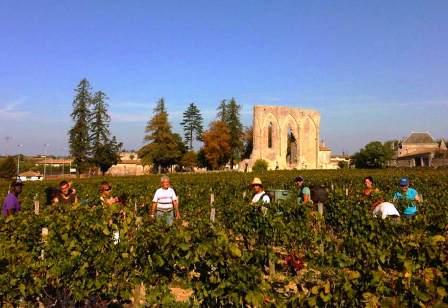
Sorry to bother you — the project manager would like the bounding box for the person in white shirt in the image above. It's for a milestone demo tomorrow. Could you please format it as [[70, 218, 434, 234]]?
[[251, 177, 270, 204], [373, 202, 400, 220], [150, 175, 180, 225]]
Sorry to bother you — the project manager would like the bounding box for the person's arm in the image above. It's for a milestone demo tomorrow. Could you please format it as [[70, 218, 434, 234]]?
[[414, 191, 421, 203], [173, 199, 180, 219]]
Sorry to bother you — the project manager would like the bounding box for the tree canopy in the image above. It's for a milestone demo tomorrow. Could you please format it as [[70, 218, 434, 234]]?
[[352, 141, 395, 168], [139, 98, 183, 171], [180, 102, 203, 150], [202, 120, 231, 170]]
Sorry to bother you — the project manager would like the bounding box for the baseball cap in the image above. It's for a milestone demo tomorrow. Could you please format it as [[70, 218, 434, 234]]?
[[399, 177, 409, 186]]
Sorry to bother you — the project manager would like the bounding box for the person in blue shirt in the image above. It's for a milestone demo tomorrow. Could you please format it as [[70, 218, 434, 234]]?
[[295, 176, 311, 204], [393, 177, 421, 217]]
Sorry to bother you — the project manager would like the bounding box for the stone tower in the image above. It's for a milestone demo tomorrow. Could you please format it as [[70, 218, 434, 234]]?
[[249, 105, 321, 170]]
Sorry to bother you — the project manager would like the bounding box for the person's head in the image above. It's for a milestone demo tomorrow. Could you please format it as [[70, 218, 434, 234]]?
[[160, 175, 171, 189], [364, 176, 374, 189], [10, 180, 23, 195], [99, 181, 112, 196], [251, 177, 264, 193], [399, 177, 409, 192], [294, 176, 304, 188], [59, 180, 70, 195]]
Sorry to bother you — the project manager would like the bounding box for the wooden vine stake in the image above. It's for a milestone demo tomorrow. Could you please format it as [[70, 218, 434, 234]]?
[[210, 193, 216, 222]]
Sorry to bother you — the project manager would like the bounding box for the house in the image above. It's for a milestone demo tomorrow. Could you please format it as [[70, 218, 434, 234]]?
[[395, 132, 448, 167], [18, 171, 43, 182], [318, 142, 333, 169], [105, 152, 151, 176]]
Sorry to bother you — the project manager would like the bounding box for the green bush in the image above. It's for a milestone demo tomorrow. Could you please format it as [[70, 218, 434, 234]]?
[[252, 159, 268, 173]]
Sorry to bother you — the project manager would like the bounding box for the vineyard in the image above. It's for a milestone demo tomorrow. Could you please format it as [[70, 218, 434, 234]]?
[[1, 169, 448, 307]]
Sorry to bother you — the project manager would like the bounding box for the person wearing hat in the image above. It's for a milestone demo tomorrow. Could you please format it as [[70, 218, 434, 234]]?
[[393, 177, 421, 217], [250, 177, 270, 204], [295, 176, 311, 204], [2, 180, 24, 217]]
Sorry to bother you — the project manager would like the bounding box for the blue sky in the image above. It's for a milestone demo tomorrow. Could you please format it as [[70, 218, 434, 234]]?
[[0, 0, 447, 155]]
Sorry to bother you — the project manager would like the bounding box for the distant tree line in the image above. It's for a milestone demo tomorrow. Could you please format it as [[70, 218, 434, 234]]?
[[138, 97, 253, 172]]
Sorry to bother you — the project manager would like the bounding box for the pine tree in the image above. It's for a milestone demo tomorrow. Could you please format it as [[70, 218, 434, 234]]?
[[217, 99, 227, 122], [138, 98, 183, 171], [225, 98, 244, 168], [90, 91, 110, 149], [90, 91, 122, 175], [180, 102, 204, 150], [69, 78, 92, 177]]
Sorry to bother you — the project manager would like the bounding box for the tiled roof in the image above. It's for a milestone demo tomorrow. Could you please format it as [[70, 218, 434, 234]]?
[[19, 171, 42, 177], [403, 132, 435, 144]]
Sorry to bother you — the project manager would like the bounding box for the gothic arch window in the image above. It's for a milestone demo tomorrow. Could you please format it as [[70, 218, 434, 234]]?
[[268, 122, 273, 148]]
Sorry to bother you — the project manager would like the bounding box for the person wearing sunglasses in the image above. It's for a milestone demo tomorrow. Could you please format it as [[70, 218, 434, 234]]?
[[99, 181, 120, 206], [393, 177, 421, 217]]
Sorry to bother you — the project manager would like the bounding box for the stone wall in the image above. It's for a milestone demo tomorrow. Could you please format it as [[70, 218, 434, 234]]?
[[249, 105, 321, 170]]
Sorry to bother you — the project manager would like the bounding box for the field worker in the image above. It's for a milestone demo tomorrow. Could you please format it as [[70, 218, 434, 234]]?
[[99, 181, 120, 206], [151, 175, 180, 225], [362, 176, 383, 209], [393, 177, 421, 217], [52, 180, 78, 206], [373, 202, 400, 220], [294, 176, 311, 204], [2, 180, 23, 217], [362, 176, 379, 197], [250, 177, 270, 204]]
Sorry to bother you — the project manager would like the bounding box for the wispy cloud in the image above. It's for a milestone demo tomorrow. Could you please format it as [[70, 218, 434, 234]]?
[[0, 98, 29, 120]]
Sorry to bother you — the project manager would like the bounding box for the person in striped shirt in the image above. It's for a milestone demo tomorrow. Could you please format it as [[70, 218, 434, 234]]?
[[150, 175, 180, 225]]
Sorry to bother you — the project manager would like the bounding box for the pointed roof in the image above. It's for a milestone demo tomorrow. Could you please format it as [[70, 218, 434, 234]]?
[[402, 132, 436, 144]]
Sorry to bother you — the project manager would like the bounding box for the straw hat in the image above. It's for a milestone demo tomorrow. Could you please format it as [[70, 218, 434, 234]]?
[[251, 177, 263, 187]]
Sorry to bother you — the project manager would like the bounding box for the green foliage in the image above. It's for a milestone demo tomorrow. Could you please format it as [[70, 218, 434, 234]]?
[[215, 99, 244, 167], [1, 169, 448, 306], [180, 102, 204, 150], [242, 126, 253, 159], [90, 91, 122, 174], [69, 79, 92, 175], [352, 141, 395, 168], [139, 98, 183, 171], [0, 156, 16, 179], [180, 151, 197, 170], [69, 80, 122, 176], [252, 159, 269, 173]]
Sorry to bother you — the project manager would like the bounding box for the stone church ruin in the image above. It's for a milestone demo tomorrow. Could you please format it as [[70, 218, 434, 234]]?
[[249, 105, 332, 170]]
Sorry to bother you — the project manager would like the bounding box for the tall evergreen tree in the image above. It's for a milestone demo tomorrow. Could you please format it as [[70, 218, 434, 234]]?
[[90, 91, 122, 174], [180, 102, 204, 150], [138, 98, 183, 171], [90, 91, 110, 149], [69, 78, 92, 177], [217, 99, 227, 122], [225, 98, 244, 168]]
